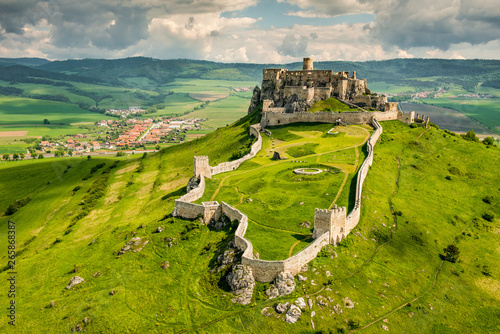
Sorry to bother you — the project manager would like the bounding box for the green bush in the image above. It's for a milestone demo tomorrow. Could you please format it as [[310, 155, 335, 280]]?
[[442, 244, 459, 263], [461, 130, 479, 142], [5, 197, 31, 216], [482, 195, 494, 204], [482, 211, 495, 222]]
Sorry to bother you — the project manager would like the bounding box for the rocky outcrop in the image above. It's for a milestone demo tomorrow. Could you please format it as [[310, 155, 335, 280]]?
[[276, 302, 290, 314], [186, 176, 200, 192], [118, 237, 149, 255], [248, 86, 261, 114], [66, 276, 84, 289], [266, 272, 296, 298], [227, 265, 255, 305], [285, 304, 301, 324], [274, 272, 296, 296], [211, 214, 231, 231]]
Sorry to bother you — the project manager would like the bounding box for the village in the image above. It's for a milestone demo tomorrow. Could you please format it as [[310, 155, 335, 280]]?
[[29, 116, 205, 158]]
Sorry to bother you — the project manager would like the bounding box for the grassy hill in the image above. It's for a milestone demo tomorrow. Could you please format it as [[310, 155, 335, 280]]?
[[0, 107, 498, 333]]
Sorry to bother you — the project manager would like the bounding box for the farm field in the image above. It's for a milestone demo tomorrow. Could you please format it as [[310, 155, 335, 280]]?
[[197, 123, 371, 259], [0, 109, 498, 333], [182, 94, 252, 128], [0, 96, 112, 126], [421, 97, 500, 135], [401, 102, 496, 136]]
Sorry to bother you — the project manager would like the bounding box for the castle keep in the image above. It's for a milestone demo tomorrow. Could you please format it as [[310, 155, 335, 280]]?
[[260, 57, 390, 113]]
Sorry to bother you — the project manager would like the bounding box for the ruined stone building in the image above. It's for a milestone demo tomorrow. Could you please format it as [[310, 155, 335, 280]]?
[[253, 58, 391, 113]]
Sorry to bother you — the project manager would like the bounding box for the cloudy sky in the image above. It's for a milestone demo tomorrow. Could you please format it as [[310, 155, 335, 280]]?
[[1, 0, 499, 63]]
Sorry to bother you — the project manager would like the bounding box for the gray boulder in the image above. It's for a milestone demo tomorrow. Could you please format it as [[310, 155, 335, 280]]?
[[274, 272, 296, 296], [66, 276, 84, 289], [295, 297, 307, 310], [226, 265, 255, 305], [276, 302, 290, 314], [285, 304, 301, 324]]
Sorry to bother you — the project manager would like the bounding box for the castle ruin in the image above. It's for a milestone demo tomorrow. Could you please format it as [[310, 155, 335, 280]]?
[[259, 57, 392, 113], [172, 59, 428, 284]]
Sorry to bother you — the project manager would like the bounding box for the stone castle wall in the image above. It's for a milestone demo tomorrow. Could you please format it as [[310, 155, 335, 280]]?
[[261, 109, 414, 128], [178, 174, 206, 203], [207, 124, 262, 176], [345, 118, 382, 233]]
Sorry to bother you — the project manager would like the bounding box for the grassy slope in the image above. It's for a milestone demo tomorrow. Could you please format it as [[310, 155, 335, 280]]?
[[0, 116, 498, 333], [308, 97, 360, 113]]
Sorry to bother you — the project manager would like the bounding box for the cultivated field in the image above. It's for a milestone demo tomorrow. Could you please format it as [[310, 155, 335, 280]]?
[[401, 102, 497, 135]]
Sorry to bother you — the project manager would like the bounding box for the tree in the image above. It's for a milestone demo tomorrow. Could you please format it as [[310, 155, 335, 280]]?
[[43, 119, 50, 125], [483, 137, 494, 146], [2, 153, 9, 161], [155, 144, 161, 150], [12, 153, 19, 160], [20, 153, 25, 160], [87, 155, 91, 160], [68, 150, 73, 157], [38, 154, 44, 159], [31, 153, 38, 159], [443, 244, 459, 263], [462, 130, 479, 142]]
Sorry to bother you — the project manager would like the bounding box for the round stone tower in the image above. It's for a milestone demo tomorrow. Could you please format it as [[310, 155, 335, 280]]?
[[303, 57, 313, 70]]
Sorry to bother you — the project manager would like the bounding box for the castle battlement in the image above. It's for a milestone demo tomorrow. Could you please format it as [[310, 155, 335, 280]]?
[[259, 58, 386, 113]]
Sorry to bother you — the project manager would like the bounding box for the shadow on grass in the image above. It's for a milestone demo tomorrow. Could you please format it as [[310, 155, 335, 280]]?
[[161, 186, 186, 201]]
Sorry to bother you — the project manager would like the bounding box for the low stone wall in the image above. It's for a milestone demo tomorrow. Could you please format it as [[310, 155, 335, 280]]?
[[173, 200, 205, 220], [211, 124, 262, 176], [283, 232, 330, 274], [178, 175, 205, 203]]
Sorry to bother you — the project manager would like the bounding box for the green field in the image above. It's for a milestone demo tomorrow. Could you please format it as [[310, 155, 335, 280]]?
[[0, 96, 112, 126], [368, 82, 416, 94], [182, 95, 252, 128], [0, 109, 499, 333], [422, 98, 500, 134]]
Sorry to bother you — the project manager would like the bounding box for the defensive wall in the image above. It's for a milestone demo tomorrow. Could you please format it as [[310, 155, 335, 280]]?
[[172, 109, 394, 282], [261, 109, 414, 128]]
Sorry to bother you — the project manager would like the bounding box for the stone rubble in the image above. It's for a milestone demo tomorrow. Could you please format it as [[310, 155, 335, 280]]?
[[118, 237, 149, 255], [344, 297, 355, 309]]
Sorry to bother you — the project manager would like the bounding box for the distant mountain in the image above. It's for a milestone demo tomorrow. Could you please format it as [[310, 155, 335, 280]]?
[[0, 57, 51, 67], [2, 56, 500, 91], [37, 57, 500, 89], [38, 57, 266, 84], [0, 64, 106, 85]]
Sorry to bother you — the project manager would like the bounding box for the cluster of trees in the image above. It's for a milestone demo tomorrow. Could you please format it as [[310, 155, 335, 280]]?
[[461, 130, 496, 146], [2, 152, 45, 160]]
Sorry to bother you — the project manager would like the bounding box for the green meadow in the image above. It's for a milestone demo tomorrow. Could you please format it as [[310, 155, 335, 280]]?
[[0, 96, 112, 126]]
